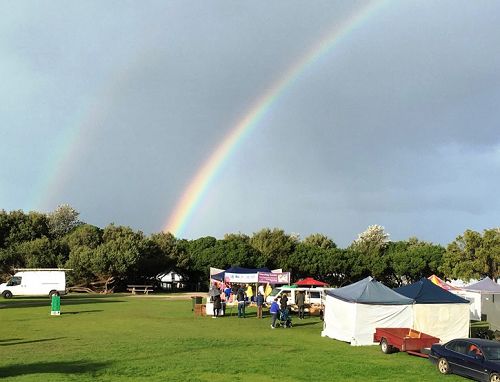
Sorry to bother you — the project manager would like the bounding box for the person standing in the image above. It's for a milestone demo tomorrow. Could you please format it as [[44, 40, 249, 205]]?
[[296, 290, 305, 319], [256, 292, 264, 319], [231, 284, 238, 303], [269, 298, 280, 328], [213, 293, 222, 318], [224, 284, 232, 302], [264, 283, 273, 299], [236, 285, 246, 318], [258, 284, 265, 297], [246, 284, 254, 303], [279, 292, 288, 311]]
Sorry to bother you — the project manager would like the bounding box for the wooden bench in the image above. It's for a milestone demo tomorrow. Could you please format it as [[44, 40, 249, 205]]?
[[127, 285, 153, 295]]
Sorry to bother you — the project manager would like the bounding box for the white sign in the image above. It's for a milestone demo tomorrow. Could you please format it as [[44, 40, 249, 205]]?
[[224, 272, 258, 283]]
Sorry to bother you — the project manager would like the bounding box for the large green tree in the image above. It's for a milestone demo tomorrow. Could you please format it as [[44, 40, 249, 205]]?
[[48, 204, 82, 238], [0, 210, 50, 248], [286, 242, 332, 281], [303, 233, 337, 249], [249, 228, 298, 269], [387, 238, 445, 285], [63, 224, 103, 251], [349, 225, 391, 282], [65, 246, 96, 285], [89, 224, 146, 291], [441, 229, 499, 281]]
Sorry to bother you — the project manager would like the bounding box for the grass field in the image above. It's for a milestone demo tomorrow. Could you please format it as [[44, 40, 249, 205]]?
[[0, 294, 464, 382]]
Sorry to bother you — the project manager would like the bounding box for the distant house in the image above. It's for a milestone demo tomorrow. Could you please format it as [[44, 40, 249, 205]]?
[[157, 271, 185, 290]]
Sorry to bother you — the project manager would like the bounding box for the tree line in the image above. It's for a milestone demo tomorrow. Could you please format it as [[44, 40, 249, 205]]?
[[0, 205, 498, 291]]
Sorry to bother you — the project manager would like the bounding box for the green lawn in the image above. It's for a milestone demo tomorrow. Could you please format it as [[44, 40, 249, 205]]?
[[0, 294, 464, 382]]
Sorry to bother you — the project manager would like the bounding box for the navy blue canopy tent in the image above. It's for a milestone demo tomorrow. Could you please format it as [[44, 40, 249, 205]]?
[[394, 277, 469, 304], [325, 276, 413, 305], [394, 277, 470, 342]]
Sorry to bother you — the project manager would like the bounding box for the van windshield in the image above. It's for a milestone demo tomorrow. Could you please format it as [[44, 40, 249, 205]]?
[[269, 288, 281, 296], [7, 276, 21, 286]]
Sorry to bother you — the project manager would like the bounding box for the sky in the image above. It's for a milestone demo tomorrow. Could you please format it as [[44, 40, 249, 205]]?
[[1, 1, 499, 247]]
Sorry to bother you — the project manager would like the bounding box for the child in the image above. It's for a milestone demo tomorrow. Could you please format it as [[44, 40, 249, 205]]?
[[270, 298, 280, 328]]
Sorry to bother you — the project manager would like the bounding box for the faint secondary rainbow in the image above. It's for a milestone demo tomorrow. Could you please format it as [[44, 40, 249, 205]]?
[[164, 0, 386, 237]]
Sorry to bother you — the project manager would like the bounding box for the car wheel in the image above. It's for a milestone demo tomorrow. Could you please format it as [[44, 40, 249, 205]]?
[[381, 338, 393, 354], [2, 290, 13, 299], [490, 373, 500, 382], [437, 358, 450, 375]]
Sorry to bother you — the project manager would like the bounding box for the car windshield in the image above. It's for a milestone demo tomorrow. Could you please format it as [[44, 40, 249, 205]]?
[[482, 344, 500, 360]]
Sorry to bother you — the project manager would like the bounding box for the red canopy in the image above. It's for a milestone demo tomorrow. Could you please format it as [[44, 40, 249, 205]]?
[[294, 277, 328, 287]]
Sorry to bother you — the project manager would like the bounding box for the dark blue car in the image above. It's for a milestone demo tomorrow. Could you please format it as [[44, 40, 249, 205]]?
[[429, 338, 500, 381]]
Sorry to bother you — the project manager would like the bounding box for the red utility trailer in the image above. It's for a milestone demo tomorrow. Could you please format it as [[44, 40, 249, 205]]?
[[373, 328, 440, 358]]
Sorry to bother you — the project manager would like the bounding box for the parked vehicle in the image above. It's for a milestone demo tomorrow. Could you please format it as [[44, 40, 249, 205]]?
[[374, 327, 439, 356], [265, 286, 333, 306], [428, 338, 500, 381], [0, 269, 67, 298]]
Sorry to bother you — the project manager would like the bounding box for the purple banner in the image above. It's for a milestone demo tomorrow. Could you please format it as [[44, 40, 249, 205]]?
[[258, 272, 290, 284]]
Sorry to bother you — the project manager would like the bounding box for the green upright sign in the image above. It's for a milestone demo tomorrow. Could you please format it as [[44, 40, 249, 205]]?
[[51, 294, 61, 316]]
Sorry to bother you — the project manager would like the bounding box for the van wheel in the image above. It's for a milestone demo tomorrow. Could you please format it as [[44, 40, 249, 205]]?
[[2, 290, 13, 299]]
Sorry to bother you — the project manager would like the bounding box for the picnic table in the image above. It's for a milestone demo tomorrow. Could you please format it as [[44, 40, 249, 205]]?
[[127, 285, 153, 295]]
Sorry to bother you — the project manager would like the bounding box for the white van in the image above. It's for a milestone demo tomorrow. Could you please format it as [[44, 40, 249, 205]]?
[[0, 269, 67, 298], [265, 286, 333, 306]]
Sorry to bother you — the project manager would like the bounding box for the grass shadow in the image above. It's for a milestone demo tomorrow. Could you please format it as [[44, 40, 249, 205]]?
[[61, 309, 104, 315], [0, 360, 110, 378], [291, 321, 322, 327], [0, 337, 66, 347], [1, 296, 126, 309]]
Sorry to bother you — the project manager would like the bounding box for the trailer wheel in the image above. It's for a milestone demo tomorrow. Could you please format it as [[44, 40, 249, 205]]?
[[380, 338, 393, 354], [437, 358, 450, 375], [490, 373, 500, 382], [2, 290, 13, 299]]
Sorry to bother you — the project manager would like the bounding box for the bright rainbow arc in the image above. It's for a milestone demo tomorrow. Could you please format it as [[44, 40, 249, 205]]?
[[164, 1, 385, 237]]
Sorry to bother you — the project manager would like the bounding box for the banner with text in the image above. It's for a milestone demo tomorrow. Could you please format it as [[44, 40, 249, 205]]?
[[224, 272, 258, 283], [258, 272, 290, 284]]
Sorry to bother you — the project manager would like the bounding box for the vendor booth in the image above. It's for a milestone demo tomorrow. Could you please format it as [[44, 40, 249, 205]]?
[[457, 277, 500, 330], [395, 278, 470, 343], [294, 277, 329, 287], [321, 277, 413, 346], [211, 266, 290, 284], [207, 267, 291, 316]]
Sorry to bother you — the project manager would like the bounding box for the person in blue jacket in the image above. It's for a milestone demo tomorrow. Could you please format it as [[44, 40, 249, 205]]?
[[269, 298, 280, 328]]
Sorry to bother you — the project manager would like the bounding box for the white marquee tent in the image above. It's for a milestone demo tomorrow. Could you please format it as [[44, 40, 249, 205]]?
[[321, 277, 413, 346], [395, 278, 470, 343], [455, 277, 500, 330]]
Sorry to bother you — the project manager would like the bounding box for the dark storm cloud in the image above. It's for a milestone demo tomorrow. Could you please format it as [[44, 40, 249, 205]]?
[[1, 1, 499, 245]]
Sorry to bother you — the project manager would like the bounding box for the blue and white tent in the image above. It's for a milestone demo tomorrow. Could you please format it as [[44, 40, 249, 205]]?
[[395, 278, 470, 342], [321, 277, 413, 346]]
